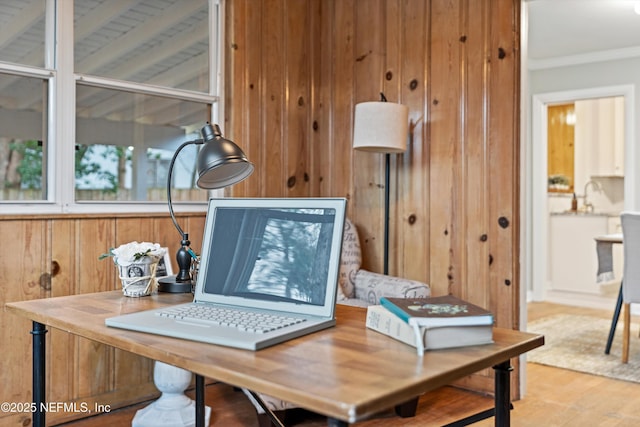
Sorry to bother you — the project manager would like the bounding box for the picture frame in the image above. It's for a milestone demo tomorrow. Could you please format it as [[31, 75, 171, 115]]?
[[155, 248, 174, 278]]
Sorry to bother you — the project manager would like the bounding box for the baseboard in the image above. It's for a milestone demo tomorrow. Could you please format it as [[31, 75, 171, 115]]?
[[541, 290, 617, 311]]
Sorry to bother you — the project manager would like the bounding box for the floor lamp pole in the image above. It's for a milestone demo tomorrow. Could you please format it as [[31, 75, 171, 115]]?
[[383, 152, 390, 275]]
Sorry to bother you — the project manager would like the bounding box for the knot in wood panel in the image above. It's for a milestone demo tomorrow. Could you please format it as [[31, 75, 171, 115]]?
[[39, 273, 52, 291], [51, 260, 60, 276], [356, 50, 371, 62]]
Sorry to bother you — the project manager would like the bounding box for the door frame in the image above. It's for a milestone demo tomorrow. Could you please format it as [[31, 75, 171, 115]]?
[[528, 85, 634, 303]]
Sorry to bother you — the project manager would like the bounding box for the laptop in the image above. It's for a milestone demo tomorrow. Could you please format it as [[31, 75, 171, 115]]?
[[105, 197, 347, 350]]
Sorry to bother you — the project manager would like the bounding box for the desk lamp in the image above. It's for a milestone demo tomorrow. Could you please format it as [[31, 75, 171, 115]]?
[[353, 94, 409, 275], [158, 123, 254, 292]]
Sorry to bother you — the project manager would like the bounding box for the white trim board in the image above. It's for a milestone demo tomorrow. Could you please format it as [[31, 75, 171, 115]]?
[[528, 85, 635, 303]]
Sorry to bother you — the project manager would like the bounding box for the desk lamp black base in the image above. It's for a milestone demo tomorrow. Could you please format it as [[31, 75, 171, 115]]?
[[159, 238, 194, 293], [158, 276, 193, 293]]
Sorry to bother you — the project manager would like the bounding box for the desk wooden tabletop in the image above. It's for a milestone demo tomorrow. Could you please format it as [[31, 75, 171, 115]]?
[[6, 291, 543, 423]]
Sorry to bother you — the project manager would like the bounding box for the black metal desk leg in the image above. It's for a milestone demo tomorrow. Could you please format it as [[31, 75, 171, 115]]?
[[195, 374, 205, 427], [327, 418, 349, 427], [31, 321, 48, 427], [493, 361, 513, 427], [493, 360, 513, 427], [605, 282, 623, 354]]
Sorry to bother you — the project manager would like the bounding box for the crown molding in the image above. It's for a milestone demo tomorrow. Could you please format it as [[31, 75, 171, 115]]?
[[528, 45, 640, 70]]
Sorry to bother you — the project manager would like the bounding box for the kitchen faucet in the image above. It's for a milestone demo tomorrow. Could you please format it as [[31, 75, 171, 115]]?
[[583, 180, 601, 213]]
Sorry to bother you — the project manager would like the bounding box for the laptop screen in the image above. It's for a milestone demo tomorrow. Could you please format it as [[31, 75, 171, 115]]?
[[195, 198, 346, 316]]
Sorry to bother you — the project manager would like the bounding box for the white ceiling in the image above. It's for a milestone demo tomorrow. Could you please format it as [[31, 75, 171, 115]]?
[[527, 0, 640, 61]]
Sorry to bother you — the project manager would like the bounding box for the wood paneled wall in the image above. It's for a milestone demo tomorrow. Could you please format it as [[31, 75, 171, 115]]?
[[547, 103, 575, 193], [225, 0, 520, 395], [1, 0, 521, 417], [0, 212, 205, 425]]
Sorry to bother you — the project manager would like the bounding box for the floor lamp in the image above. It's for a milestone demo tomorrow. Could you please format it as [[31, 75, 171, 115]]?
[[353, 99, 409, 275], [133, 123, 253, 427]]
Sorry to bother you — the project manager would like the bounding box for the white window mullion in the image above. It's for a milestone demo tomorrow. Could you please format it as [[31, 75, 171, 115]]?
[[45, 0, 55, 69], [54, 0, 76, 212], [210, 0, 222, 123], [75, 74, 218, 104], [45, 0, 56, 205], [207, 0, 224, 199]]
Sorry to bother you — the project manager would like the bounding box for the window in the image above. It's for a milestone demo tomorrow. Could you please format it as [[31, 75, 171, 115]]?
[[0, 73, 48, 201], [0, 0, 46, 67], [0, 0, 222, 213], [74, 85, 211, 202], [74, 0, 210, 92], [0, 0, 48, 202]]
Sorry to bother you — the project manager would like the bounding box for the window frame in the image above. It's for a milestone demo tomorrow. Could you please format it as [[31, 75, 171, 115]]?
[[0, 0, 225, 215]]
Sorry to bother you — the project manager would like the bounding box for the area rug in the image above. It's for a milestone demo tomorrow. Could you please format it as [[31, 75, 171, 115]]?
[[527, 314, 640, 383]]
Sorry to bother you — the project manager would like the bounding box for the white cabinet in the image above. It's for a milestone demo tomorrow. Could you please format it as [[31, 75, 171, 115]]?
[[549, 214, 609, 295], [612, 96, 625, 176], [574, 97, 624, 181]]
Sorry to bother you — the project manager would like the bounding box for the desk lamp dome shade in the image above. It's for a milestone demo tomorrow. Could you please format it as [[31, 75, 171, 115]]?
[[353, 101, 409, 153], [196, 124, 254, 189]]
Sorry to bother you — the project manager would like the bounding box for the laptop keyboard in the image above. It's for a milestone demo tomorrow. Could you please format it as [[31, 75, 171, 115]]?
[[155, 304, 306, 334]]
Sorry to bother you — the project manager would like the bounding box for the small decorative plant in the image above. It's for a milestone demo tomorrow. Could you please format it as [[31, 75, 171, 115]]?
[[100, 242, 167, 297], [548, 174, 570, 190], [100, 241, 166, 266]]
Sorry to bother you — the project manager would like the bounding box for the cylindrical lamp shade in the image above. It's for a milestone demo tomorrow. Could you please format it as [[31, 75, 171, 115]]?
[[353, 102, 409, 153]]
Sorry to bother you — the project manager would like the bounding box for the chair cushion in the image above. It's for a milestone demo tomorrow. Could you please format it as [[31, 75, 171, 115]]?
[[337, 218, 362, 300], [354, 269, 431, 305]]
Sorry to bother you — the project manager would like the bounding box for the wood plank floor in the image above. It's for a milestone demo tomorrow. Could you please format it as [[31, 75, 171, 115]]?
[[58, 302, 640, 426]]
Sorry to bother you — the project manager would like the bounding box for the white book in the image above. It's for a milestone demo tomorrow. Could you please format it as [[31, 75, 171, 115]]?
[[365, 304, 493, 355]]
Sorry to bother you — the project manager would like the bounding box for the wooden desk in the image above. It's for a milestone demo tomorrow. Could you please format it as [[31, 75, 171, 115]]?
[[6, 291, 543, 427]]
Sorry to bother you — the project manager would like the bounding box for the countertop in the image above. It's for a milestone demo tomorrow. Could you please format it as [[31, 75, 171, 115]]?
[[550, 211, 620, 217]]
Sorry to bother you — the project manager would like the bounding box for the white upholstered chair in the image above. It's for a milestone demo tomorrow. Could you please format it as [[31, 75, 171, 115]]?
[[245, 218, 431, 426], [336, 218, 431, 306], [621, 212, 640, 363]]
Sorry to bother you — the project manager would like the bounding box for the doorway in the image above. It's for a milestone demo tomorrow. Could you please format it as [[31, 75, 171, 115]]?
[[528, 85, 634, 304]]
